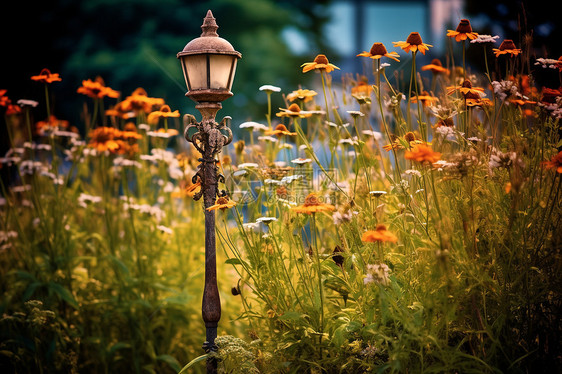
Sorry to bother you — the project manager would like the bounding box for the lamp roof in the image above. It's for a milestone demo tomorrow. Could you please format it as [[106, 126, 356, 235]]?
[[177, 10, 241, 59]]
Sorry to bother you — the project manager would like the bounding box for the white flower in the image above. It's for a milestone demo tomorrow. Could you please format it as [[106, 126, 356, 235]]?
[[259, 85, 281, 93], [239, 121, 269, 132], [364, 263, 391, 286], [535, 58, 561, 69], [492, 80, 520, 102], [138, 123, 151, 131], [264, 179, 282, 185], [242, 222, 261, 231], [435, 125, 456, 141], [470, 34, 500, 44], [258, 135, 278, 143], [237, 162, 259, 169], [326, 121, 350, 128], [369, 191, 387, 197], [291, 158, 312, 165], [157, 225, 173, 234], [404, 169, 421, 177], [53, 130, 80, 138], [17, 99, 39, 108], [346, 110, 364, 117], [338, 137, 359, 146], [361, 130, 383, 141], [78, 193, 103, 207], [113, 157, 142, 168], [256, 217, 277, 224]]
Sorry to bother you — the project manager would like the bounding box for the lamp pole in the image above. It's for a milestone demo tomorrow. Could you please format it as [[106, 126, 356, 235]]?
[[177, 10, 241, 373]]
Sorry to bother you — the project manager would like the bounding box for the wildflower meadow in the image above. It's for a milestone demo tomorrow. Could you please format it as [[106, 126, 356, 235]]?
[[1, 11, 562, 374]]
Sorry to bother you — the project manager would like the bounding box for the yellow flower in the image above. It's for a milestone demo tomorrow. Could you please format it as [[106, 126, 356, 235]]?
[[292, 192, 335, 215], [446, 19, 479, 42], [286, 89, 318, 103], [361, 224, 398, 243], [393, 32, 432, 55], [357, 42, 400, 62], [301, 54, 340, 73], [493, 39, 522, 57], [207, 196, 236, 211]]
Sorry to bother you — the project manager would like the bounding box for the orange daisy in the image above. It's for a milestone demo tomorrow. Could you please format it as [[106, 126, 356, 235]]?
[[31, 68, 62, 84], [276, 103, 313, 118], [361, 224, 398, 243], [410, 91, 439, 106], [265, 124, 297, 137], [184, 181, 202, 198], [301, 54, 340, 73], [0, 89, 10, 107], [421, 59, 450, 75], [446, 19, 479, 42], [543, 151, 562, 173], [147, 104, 180, 125], [446, 79, 486, 98], [88, 126, 121, 153], [120, 87, 165, 115], [207, 196, 237, 211], [493, 39, 522, 57], [404, 143, 441, 164], [393, 32, 433, 55], [357, 42, 400, 62], [77, 77, 120, 99], [286, 89, 317, 103], [292, 192, 336, 215], [35, 115, 69, 135]]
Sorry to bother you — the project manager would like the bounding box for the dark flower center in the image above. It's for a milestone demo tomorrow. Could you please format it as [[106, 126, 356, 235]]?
[[499, 39, 517, 50], [456, 19, 472, 33], [370, 42, 388, 56], [314, 54, 329, 65], [406, 32, 423, 46]]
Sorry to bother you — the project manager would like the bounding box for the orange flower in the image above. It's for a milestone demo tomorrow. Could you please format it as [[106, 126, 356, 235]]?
[[421, 59, 450, 75], [105, 101, 136, 120], [393, 32, 432, 55], [446, 19, 479, 42], [0, 89, 10, 107], [357, 42, 400, 62], [446, 79, 486, 98], [120, 122, 143, 140], [466, 97, 493, 107], [292, 192, 335, 215], [120, 87, 165, 115], [207, 196, 236, 211], [543, 151, 562, 173], [31, 68, 62, 84], [287, 89, 317, 103], [147, 104, 180, 125], [77, 77, 120, 99], [404, 143, 441, 164], [361, 224, 398, 243], [265, 124, 296, 137], [493, 39, 521, 57], [351, 81, 373, 98], [411, 91, 439, 106], [301, 54, 340, 73], [88, 126, 121, 153], [276, 103, 313, 118]]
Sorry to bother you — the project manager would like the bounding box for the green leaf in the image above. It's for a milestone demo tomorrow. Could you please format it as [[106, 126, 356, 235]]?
[[178, 354, 209, 374], [48, 282, 79, 309], [225, 258, 242, 265], [279, 311, 305, 321], [108, 342, 132, 356], [156, 354, 181, 372]]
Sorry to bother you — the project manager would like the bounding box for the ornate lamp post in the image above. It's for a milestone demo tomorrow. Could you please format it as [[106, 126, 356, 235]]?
[[177, 10, 241, 373]]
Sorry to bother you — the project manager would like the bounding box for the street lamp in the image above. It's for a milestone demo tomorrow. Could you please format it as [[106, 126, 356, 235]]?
[[177, 9, 241, 373]]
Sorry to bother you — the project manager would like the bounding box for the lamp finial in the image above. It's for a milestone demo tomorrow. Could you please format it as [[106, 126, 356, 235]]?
[[201, 10, 219, 37]]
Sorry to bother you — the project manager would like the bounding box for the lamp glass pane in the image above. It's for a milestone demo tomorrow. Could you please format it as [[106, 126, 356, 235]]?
[[184, 54, 208, 90], [209, 54, 234, 89]]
